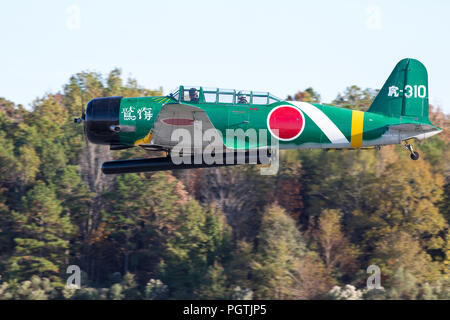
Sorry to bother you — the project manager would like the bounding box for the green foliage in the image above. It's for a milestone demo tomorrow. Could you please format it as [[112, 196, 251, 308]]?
[[287, 87, 321, 103], [144, 279, 169, 300], [251, 204, 306, 299], [314, 209, 359, 282], [120, 273, 140, 299], [231, 286, 254, 300], [103, 172, 187, 280], [159, 200, 231, 299], [362, 268, 450, 300], [0, 275, 58, 300], [226, 241, 253, 289], [108, 283, 124, 300], [364, 160, 447, 253], [190, 166, 276, 240], [0, 69, 448, 300], [418, 136, 447, 168], [196, 262, 229, 299], [371, 231, 441, 284], [71, 287, 109, 300], [6, 181, 75, 282], [332, 85, 378, 111], [0, 129, 16, 182], [327, 285, 363, 300]]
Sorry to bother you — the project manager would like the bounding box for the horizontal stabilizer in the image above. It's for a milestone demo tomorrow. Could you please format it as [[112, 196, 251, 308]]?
[[387, 123, 437, 132], [387, 123, 442, 140]]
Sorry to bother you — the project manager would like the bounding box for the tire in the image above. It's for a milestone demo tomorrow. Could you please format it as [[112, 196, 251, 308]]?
[[410, 151, 420, 161]]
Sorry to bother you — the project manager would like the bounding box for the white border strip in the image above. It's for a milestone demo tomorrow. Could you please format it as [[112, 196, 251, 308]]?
[[290, 101, 349, 144]]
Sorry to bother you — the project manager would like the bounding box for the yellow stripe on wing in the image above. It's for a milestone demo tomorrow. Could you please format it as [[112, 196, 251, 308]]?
[[350, 110, 364, 148]]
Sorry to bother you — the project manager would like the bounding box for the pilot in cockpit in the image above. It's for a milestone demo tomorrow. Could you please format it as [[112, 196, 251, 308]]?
[[189, 88, 199, 102], [237, 91, 248, 104]]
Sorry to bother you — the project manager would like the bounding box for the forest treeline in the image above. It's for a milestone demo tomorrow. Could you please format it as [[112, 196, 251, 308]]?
[[0, 70, 448, 300]]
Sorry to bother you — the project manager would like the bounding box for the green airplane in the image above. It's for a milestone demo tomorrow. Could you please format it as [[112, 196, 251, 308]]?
[[77, 58, 442, 174]]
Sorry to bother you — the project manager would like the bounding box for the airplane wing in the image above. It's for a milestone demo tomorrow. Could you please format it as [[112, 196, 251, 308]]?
[[148, 103, 225, 153]]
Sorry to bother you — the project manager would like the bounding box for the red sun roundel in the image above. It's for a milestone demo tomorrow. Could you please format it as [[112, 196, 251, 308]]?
[[267, 105, 305, 141]]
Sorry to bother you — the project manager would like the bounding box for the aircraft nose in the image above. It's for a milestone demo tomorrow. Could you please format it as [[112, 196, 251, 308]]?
[[84, 96, 122, 145]]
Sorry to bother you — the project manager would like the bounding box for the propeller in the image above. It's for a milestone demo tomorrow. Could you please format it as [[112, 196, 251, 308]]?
[[73, 94, 89, 148], [74, 94, 85, 124]]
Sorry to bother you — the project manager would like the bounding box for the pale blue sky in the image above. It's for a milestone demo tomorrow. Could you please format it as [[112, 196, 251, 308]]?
[[1, 0, 449, 112]]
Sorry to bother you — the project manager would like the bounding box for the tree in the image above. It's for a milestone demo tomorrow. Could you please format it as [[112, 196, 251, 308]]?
[[144, 279, 169, 300], [291, 251, 335, 299], [226, 241, 254, 290], [314, 209, 359, 281], [365, 160, 447, 253], [332, 85, 378, 111], [6, 182, 76, 282], [59, 70, 163, 284], [0, 126, 17, 270], [120, 272, 140, 299], [0, 97, 26, 123], [0, 125, 17, 184], [327, 285, 363, 300], [287, 87, 321, 103], [273, 156, 304, 221], [103, 172, 188, 282], [159, 200, 231, 299], [196, 262, 229, 299], [370, 231, 441, 285], [0, 275, 58, 300], [251, 204, 306, 299], [105, 173, 156, 275], [191, 166, 276, 240], [297, 148, 381, 232]]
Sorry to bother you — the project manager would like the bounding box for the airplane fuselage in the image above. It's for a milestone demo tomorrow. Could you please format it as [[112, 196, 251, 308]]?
[[111, 96, 441, 152]]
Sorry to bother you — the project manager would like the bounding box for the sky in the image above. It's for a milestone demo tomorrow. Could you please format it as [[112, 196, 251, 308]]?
[[1, 0, 449, 113]]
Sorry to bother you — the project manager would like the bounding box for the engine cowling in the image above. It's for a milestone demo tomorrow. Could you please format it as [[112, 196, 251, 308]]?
[[84, 96, 122, 145]]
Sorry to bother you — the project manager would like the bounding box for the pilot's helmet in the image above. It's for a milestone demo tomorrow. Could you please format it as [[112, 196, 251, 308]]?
[[237, 91, 246, 99], [189, 88, 197, 96]]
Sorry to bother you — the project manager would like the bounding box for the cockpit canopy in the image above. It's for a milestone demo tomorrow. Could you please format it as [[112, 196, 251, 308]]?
[[168, 86, 281, 105]]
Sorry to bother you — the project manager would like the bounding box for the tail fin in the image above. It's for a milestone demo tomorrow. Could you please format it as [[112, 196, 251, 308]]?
[[368, 58, 430, 124]]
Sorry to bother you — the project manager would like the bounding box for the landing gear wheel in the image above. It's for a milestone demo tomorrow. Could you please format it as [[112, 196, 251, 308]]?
[[410, 151, 420, 161], [403, 142, 420, 161]]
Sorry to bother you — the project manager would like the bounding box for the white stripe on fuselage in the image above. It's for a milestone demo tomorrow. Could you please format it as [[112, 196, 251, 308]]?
[[289, 101, 349, 144]]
